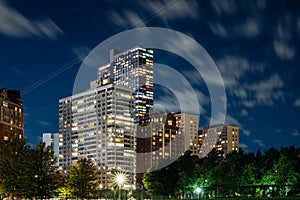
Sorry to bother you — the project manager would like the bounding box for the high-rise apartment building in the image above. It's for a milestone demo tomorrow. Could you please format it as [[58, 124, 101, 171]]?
[[59, 46, 154, 189], [59, 83, 135, 188], [0, 88, 24, 142], [198, 125, 239, 158], [136, 112, 199, 185], [98, 47, 154, 123], [43, 132, 59, 165]]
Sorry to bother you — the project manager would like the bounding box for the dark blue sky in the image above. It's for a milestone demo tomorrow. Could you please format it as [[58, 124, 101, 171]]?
[[0, 0, 299, 152]]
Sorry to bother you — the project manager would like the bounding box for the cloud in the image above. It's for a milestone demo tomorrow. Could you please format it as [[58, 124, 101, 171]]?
[[216, 55, 285, 108], [139, 0, 199, 22], [209, 22, 228, 38], [108, 0, 199, 28], [107, 11, 146, 28], [253, 139, 265, 147], [210, 0, 237, 16], [154, 63, 207, 116], [225, 114, 240, 126], [273, 40, 295, 60], [228, 73, 284, 108], [209, 112, 251, 137], [9, 66, 24, 76], [293, 99, 300, 107], [235, 18, 260, 37], [71, 45, 91, 62], [243, 129, 251, 136], [209, 18, 261, 39], [239, 143, 248, 150], [240, 109, 248, 116], [37, 120, 51, 126], [217, 56, 252, 87], [274, 129, 282, 133], [0, 1, 63, 39], [298, 17, 300, 32], [244, 74, 284, 106], [273, 16, 295, 60], [292, 130, 299, 137]]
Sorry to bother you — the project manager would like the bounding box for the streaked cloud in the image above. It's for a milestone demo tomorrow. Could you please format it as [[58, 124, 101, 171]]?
[[239, 143, 248, 150], [273, 40, 295, 60], [217, 56, 252, 87], [230, 74, 284, 108], [209, 22, 228, 38], [274, 129, 282, 133], [236, 18, 260, 37], [209, 18, 261, 39], [108, 11, 146, 28], [9, 66, 24, 76], [298, 17, 300, 32], [225, 114, 240, 126], [292, 130, 299, 137], [216, 56, 285, 107], [240, 109, 248, 116], [108, 0, 199, 28], [212, 112, 250, 136], [0, 1, 63, 39], [71, 45, 91, 62], [273, 15, 295, 60], [210, 0, 237, 16], [244, 74, 284, 106], [37, 120, 51, 126], [243, 129, 251, 136], [139, 0, 199, 22], [294, 99, 300, 107], [253, 139, 265, 147]]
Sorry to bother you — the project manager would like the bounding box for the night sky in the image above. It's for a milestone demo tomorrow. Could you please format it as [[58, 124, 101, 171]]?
[[0, 0, 299, 152]]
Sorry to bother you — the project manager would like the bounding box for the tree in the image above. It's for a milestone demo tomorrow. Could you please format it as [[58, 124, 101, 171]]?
[[273, 155, 299, 196], [66, 158, 99, 199], [32, 142, 57, 199], [0, 138, 34, 199]]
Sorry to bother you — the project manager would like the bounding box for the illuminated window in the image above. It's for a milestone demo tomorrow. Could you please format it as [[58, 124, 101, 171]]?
[[167, 120, 172, 125], [4, 136, 9, 141], [2, 102, 8, 107]]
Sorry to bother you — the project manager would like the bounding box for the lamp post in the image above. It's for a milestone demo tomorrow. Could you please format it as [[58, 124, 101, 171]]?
[[99, 184, 103, 200], [116, 174, 125, 200], [195, 187, 201, 199]]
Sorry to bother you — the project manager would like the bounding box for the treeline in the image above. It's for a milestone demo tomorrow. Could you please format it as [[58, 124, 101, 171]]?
[[0, 139, 101, 200], [142, 146, 300, 199], [0, 139, 57, 199], [0, 139, 145, 200]]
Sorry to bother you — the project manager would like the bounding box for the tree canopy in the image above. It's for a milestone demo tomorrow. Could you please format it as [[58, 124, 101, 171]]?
[[142, 146, 300, 198], [0, 139, 57, 199], [65, 158, 99, 199]]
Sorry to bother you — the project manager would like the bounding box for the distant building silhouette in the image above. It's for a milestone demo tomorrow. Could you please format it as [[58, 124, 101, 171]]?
[[43, 132, 59, 165], [196, 125, 239, 158], [136, 112, 199, 185]]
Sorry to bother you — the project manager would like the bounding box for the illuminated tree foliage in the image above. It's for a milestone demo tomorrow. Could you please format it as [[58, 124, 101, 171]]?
[[65, 158, 99, 200], [142, 146, 300, 198]]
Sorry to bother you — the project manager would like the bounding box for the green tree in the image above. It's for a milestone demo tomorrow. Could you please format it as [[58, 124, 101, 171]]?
[[223, 150, 245, 196], [273, 155, 299, 196], [32, 142, 57, 199], [0, 139, 34, 199], [66, 158, 99, 199]]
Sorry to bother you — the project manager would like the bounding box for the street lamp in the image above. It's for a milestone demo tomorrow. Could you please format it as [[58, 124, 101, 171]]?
[[195, 187, 201, 199], [113, 172, 127, 200]]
